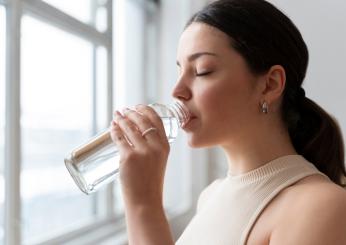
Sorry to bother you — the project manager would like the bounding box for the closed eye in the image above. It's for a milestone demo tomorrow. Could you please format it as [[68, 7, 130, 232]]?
[[196, 71, 213, 77]]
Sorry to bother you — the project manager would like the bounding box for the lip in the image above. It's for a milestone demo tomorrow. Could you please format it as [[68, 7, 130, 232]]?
[[182, 115, 197, 130]]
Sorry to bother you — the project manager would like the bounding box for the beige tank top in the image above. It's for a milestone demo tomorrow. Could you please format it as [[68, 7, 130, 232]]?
[[176, 155, 328, 245]]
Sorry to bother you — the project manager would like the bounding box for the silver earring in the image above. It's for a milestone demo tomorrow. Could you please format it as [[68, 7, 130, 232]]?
[[262, 101, 268, 114]]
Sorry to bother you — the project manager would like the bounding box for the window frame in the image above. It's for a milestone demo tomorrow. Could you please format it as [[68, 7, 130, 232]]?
[[2, 0, 126, 244]]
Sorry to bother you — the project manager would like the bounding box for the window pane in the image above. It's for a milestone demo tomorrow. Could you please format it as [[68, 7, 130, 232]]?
[[0, 5, 5, 244], [21, 16, 102, 242], [42, 0, 108, 31], [96, 46, 108, 129]]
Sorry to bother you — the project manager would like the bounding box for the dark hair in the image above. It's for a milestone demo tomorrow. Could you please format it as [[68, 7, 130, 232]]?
[[187, 0, 346, 186]]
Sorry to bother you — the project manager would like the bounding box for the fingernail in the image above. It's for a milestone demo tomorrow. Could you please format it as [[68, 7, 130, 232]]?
[[122, 107, 131, 114], [116, 111, 123, 118]]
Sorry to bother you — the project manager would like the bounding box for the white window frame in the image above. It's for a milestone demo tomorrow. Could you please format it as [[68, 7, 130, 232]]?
[[2, 0, 131, 244]]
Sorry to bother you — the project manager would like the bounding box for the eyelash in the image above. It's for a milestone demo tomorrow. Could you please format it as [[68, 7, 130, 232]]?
[[196, 71, 212, 77]]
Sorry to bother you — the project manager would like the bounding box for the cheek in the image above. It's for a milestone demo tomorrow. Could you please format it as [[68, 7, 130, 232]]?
[[197, 81, 224, 104], [196, 81, 250, 128], [199, 89, 217, 106], [197, 82, 234, 113], [196, 84, 232, 126]]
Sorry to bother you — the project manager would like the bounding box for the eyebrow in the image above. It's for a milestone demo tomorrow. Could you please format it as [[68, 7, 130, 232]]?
[[176, 52, 218, 66]]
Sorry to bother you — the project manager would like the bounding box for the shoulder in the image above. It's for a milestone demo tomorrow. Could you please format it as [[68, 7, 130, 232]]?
[[271, 174, 346, 244], [283, 174, 346, 210]]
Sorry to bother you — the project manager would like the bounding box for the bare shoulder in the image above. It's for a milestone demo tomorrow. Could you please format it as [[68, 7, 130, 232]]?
[[283, 174, 346, 210], [271, 174, 346, 245]]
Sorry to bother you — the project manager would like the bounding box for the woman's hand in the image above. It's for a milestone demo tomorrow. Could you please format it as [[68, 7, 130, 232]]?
[[110, 104, 170, 208], [110, 105, 174, 245]]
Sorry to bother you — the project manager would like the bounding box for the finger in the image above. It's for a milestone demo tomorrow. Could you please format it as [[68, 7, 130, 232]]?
[[122, 108, 159, 142], [110, 120, 132, 151], [134, 105, 167, 139], [114, 111, 146, 148]]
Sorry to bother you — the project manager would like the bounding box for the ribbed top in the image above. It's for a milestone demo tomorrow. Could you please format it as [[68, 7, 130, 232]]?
[[176, 155, 328, 245], [226, 154, 311, 184]]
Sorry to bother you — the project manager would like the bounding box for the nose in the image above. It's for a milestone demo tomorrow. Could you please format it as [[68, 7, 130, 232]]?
[[171, 76, 192, 101]]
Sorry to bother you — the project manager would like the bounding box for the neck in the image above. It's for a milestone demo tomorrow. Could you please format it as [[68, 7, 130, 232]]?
[[221, 118, 297, 175]]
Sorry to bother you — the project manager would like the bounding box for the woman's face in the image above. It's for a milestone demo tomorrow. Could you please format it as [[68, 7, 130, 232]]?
[[173, 22, 264, 148]]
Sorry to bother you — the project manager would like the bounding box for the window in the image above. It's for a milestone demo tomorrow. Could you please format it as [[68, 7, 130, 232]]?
[[20, 16, 99, 242], [0, 5, 5, 244], [42, 0, 93, 24], [41, 0, 109, 32], [3, 0, 115, 244]]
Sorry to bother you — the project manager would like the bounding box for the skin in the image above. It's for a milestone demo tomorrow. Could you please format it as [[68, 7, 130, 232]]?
[[110, 22, 346, 245]]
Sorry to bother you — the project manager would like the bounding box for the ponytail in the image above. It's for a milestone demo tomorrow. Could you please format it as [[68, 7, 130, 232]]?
[[286, 95, 346, 186]]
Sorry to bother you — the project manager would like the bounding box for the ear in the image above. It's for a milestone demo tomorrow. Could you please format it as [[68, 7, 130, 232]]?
[[260, 65, 286, 104]]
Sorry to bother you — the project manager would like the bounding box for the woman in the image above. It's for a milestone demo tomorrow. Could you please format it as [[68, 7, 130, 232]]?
[[110, 0, 346, 244]]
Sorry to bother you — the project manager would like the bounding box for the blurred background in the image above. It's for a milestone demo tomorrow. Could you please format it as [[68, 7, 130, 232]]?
[[0, 0, 345, 244]]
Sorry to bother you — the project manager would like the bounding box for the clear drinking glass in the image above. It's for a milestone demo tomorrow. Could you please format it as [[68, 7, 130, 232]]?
[[65, 101, 190, 194]]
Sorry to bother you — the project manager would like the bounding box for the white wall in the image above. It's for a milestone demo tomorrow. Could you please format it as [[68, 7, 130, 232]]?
[[267, 0, 346, 148]]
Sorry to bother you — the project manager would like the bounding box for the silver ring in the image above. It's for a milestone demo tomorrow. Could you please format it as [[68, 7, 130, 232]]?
[[141, 127, 157, 137]]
